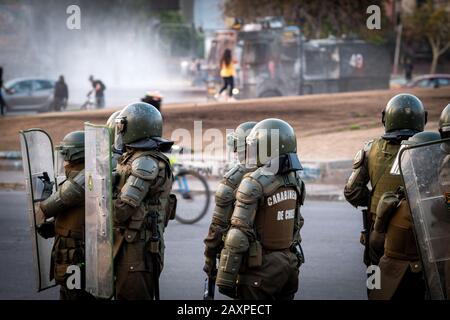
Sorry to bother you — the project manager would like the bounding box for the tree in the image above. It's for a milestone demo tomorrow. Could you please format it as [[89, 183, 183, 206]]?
[[222, 0, 390, 41], [404, 0, 450, 74]]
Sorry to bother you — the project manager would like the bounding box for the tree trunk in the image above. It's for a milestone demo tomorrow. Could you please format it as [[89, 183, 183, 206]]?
[[428, 36, 440, 74], [430, 47, 439, 74]]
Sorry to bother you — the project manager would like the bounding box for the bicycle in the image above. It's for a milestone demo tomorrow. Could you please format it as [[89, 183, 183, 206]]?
[[168, 149, 211, 224], [80, 92, 95, 110]]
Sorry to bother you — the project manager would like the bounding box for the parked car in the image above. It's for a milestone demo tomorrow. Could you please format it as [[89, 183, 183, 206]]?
[[404, 74, 450, 89], [1, 78, 56, 112]]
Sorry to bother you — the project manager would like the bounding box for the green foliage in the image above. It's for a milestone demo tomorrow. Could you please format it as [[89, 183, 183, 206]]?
[[404, 0, 450, 73], [159, 10, 185, 24], [223, 0, 392, 41], [404, 0, 450, 41]]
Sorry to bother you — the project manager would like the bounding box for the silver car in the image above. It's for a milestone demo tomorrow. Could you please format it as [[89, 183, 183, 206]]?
[[2, 78, 56, 112]]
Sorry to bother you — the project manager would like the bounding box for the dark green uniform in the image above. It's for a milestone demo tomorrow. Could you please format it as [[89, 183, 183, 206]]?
[[234, 169, 304, 300], [38, 131, 94, 300], [344, 137, 403, 265], [369, 132, 443, 300], [370, 194, 425, 299], [216, 118, 305, 300], [344, 93, 427, 266], [203, 121, 257, 277], [111, 102, 175, 300], [113, 150, 174, 300], [203, 163, 251, 273]]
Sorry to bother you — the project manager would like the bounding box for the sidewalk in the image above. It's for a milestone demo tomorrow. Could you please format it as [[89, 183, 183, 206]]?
[[0, 170, 25, 191]]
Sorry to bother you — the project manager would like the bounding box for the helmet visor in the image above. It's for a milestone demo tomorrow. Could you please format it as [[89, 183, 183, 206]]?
[[55, 144, 83, 161], [245, 130, 258, 169], [114, 117, 127, 151], [54, 149, 66, 181], [226, 132, 237, 152]]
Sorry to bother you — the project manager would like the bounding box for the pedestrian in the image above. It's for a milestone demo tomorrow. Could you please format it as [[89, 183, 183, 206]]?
[[88, 75, 106, 108], [54, 75, 68, 111], [141, 91, 163, 112], [404, 58, 414, 82], [216, 49, 236, 100]]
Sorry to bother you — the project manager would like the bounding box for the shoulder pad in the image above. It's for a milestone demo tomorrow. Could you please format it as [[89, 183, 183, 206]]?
[[223, 163, 246, 188], [215, 182, 235, 204], [364, 139, 374, 151], [131, 156, 159, 181], [352, 140, 373, 169], [249, 167, 282, 196], [352, 149, 365, 169], [235, 176, 263, 204]]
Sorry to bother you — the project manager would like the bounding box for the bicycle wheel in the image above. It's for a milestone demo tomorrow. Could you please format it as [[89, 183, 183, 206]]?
[[172, 170, 210, 224]]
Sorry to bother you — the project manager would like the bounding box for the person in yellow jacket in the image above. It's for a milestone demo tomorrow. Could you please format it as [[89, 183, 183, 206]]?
[[217, 49, 236, 99]]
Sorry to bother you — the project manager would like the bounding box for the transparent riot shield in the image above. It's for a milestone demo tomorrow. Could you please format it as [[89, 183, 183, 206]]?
[[84, 123, 114, 298], [19, 129, 57, 292], [399, 138, 450, 299]]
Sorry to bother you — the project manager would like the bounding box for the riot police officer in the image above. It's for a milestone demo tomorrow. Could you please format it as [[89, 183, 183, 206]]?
[[216, 118, 305, 300], [369, 131, 441, 300], [438, 103, 450, 191], [112, 102, 176, 300], [438, 104, 450, 298], [439, 104, 450, 139], [203, 121, 257, 278], [344, 93, 427, 266], [37, 130, 93, 300]]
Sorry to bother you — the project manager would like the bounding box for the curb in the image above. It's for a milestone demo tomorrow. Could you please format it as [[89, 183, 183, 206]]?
[[0, 183, 25, 191], [0, 151, 21, 159], [306, 193, 345, 202], [0, 151, 349, 201], [0, 180, 345, 201]]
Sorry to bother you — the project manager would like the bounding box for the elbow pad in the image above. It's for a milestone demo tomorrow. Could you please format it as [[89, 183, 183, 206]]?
[[212, 182, 236, 226], [216, 228, 249, 289], [119, 175, 151, 208]]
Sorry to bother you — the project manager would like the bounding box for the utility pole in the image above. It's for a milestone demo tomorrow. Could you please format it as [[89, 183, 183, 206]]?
[[393, 23, 402, 75], [392, 0, 403, 76]]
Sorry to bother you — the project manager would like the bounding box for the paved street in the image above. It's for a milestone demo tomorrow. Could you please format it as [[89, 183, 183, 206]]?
[[0, 190, 366, 300], [3, 86, 207, 116]]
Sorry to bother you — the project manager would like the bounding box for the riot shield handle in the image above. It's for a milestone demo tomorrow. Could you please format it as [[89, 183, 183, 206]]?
[[36, 171, 54, 202]]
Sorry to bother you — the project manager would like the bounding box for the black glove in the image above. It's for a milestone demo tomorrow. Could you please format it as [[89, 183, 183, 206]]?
[[36, 221, 55, 239], [291, 241, 305, 268], [38, 172, 54, 201], [203, 255, 217, 278], [112, 170, 120, 188]]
